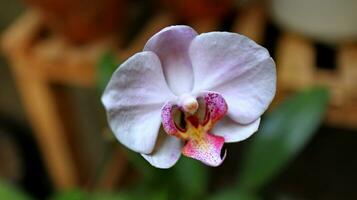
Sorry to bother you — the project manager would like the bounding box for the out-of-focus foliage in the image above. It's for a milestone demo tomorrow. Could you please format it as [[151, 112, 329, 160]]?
[[238, 87, 329, 192], [173, 156, 208, 199], [210, 87, 329, 200], [0, 180, 32, 200], [209, 189, 260, 200], [124, 151, 208, 200], [51, 189, 87, 200], [51, 189, 135, 200]]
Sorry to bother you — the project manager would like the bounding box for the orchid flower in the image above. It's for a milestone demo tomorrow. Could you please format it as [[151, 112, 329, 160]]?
[[102, 25, 276, 168]]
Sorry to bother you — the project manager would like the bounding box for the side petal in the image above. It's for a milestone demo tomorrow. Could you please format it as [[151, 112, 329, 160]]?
[[142, 130, 183, 169], [189, 32, 276, 124], [102, 51, 176, 154], [144, 25, 198, 95], [182, 133, 226, 167], [212, 117, 261, 143]]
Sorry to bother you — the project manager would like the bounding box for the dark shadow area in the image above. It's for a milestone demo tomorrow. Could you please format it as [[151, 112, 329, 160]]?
[[315, 43, 337, 71], [266, 126, 357, 200], [0, 115, 53, 199]]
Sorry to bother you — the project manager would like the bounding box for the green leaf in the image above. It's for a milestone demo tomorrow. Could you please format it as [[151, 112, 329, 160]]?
[[97, 52, 118, 92], [173, 157, 208, 199], [123, 150, 162, 180], [238, 87, 329, 192], [51, 189, 88, 200], [209, 189, 259, 200], [90, 191, 134, 200], [147, 189, 169, 200], [0, 180, 32, 200], [52, 189, 140, 200]]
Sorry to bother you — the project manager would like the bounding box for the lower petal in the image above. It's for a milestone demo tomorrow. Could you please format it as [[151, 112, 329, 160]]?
[[142, 130, 183, 169], [182, 133, 226, 167]]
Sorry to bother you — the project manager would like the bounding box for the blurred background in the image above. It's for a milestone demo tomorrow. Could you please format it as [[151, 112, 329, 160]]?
[[0, 0, 356, 199]]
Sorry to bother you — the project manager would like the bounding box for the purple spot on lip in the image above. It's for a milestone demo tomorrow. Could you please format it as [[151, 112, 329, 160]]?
[[161, 103, 186, 136], [204, 92, 228, 122], [182, 133, 225, 167], [161, 103, 178, 135]]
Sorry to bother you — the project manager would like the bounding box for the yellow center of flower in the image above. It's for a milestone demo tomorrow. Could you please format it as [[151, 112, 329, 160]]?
[[175, 113, 214, 143]]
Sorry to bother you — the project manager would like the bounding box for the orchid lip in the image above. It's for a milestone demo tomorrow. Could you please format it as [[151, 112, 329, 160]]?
[[161, 92, 228, 166]]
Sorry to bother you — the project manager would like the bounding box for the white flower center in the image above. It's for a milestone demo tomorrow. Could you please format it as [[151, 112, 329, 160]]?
[[179, 94, 198, 114]]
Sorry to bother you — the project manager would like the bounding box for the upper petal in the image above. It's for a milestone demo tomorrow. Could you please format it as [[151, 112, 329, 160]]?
[[212, 117, 260, 143], [101, 51, 175, 154], [144, 25, 198, 95], [189, 32, 276, 124], [142, 129, 183, 169]]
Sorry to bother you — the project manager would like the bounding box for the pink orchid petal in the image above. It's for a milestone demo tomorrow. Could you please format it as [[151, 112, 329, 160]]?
[[182, 133, 226, 167], [142, 130, 183, 169], [161, 102, 181, 136], [161, 92, 228, 136], [144, 25, 197, 95], [189, 32, 276, 124], [202, 92, 228, 123], [102, 51, 175, 154], [212, 117, 260, 142]]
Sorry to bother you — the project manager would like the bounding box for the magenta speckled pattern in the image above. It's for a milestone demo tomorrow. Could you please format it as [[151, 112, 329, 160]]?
[[182, 133, 225, 167], [204, 92, 228, 122], [160, 92, 229, 166], [161, 103, 179, 135]]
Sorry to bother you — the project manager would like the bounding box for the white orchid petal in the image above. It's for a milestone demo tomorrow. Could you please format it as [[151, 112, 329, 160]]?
[[212, 117, 261, 143], [144, 25, 197, 95], [101, 51, 175, 154], [142, 131, 183, 169], [189, 32, 276, 124]]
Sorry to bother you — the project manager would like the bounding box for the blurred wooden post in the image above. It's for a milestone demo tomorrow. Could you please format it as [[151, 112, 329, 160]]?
[[276, 33, 315, 90], [9, 54, 79, 188], [1, 11, 79, 188], [275, 31, 357, 128], [339, 45, 357, 100], [1, 10, 176, 189], [233, 5, 267, 43]]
